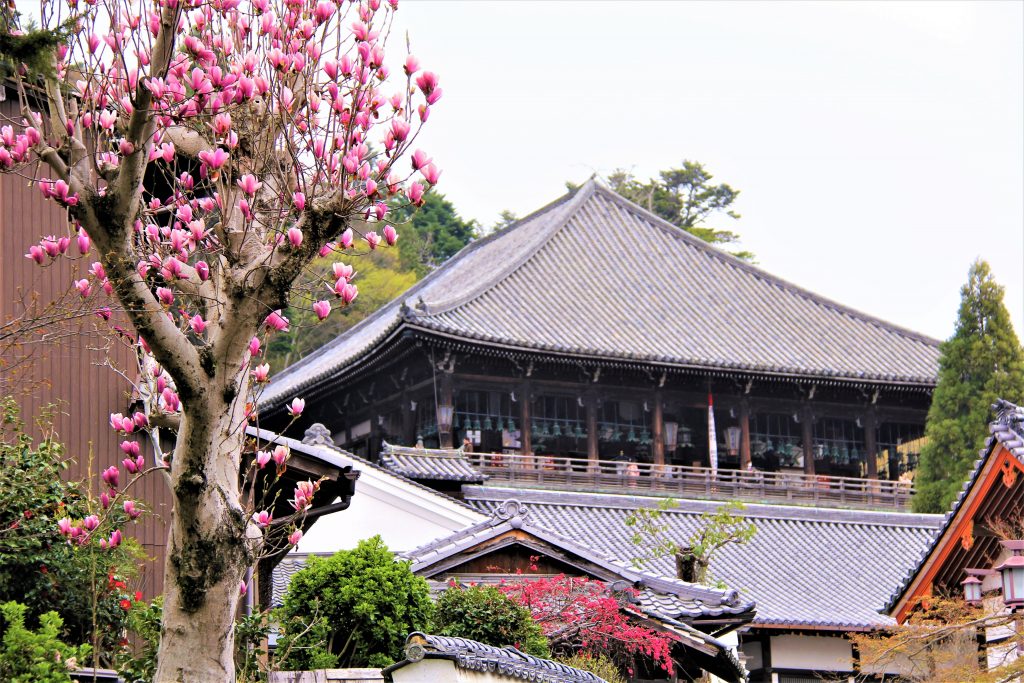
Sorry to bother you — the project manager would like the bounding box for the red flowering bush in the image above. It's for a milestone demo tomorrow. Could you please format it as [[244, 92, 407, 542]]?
[[500, 575, 675, 675]]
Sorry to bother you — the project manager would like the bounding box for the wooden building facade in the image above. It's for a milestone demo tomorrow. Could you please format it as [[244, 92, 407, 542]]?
[[263, 181, 939, 483]]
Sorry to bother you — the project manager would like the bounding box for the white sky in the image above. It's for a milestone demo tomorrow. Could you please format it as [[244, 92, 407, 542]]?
[[388, 0, 1024, 342]]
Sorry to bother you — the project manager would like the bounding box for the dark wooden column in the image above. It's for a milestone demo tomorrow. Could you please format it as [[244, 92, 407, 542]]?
[[439, 372, 454, 449], [586, 391, 599, 467], [739, 400, 752, 470], [519, 380, 532, 455], [801, 406, 816, 475], [864, 410, 879, 480], [652, 392, 665, 468]]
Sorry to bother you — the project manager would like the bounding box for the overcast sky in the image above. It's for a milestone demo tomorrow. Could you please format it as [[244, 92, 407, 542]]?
[[388, 1, 1024, 342]]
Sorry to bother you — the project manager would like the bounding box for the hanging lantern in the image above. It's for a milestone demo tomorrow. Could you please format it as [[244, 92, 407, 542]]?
[[483, 416, 493, 431], [850, 446, 860, 462], [627, 428, 638, 443], [452, 413, 460, 429], [725, 426, 742, 456], [664, 421, 679, 451], [962, 573, 983, 605], [552, 422, 562, 437], [765, 439, 774, 452], [436, 404, 454, 434], [574, 425, 585, 439], [495, 418, 505, 432], [473, 418, 482, 432], [507, 419, 516, 433], [680, 425, 693, 447], [641, 429, 652, 445], [996, 540, 1024, 607]]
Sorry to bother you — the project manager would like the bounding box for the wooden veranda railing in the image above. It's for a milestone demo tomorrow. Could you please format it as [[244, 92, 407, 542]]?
[[464, 453, 915, 511]]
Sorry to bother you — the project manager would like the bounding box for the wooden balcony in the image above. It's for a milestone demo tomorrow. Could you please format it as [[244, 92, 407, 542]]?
[[464, 453, 915, 511]]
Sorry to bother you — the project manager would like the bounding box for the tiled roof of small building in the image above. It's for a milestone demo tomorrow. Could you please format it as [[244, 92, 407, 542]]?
[[386, 633, 606, 683], [462, 487, 942, 630], [262, 181, 939, 409], [403, 499, 755, 621], [380, 441, 488, 483], [884, 400, 1024, 613]]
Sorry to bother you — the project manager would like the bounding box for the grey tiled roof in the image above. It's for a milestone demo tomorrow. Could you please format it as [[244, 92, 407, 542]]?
[[402, 499, 754, 621], [386, 633, 606, 683], [380, 441, 488, 483], [462, 487, 942, 629], [884, 400, 1024, 613], [262, 181, 939, 408]]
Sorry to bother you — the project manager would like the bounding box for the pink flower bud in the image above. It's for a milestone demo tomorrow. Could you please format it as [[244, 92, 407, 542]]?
[[287, 227, 303, 248], [287, 398, 305, 417], [101, 492, 112, 509], [77, 230, 91, 255], [249, 337, 262, 356], [237, 174, 260, 195], [383, 225, 398, 246], [121, 440, 141, 457], [272, 445, 289, 466], [421, 163, 441, 185], [124, 500, 141, 519], [293, 192, 306, 211], [313, 300, 331, 320], [338, 229, 354, 249], [196, 261, 210, 281], [58, 518, 72, 536], [239, 581, 248, 597], [410, 149, 431, 171], [364, 232, 381, 250], [288, 529, 303, 545], [189, 314, 207, 334], [252, 364, 270, 383], [83, 515, 100, 532], [156, 287, 174, 306]]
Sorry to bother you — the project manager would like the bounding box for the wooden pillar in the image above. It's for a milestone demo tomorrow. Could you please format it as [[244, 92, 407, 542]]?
[[439, 372, 454, 449], [519, 380, 532, 455], [586, 391, 599, 467], [864, 411, 879, 480], [652, 392, 665, 467], [801, 406, 815, 475], [739, 400, 752, 470]]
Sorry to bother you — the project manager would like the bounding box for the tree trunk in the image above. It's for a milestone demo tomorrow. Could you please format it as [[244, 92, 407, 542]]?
[[153, 370, 253, 682]]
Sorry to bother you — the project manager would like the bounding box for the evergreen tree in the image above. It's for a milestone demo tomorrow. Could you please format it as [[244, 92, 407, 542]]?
[[913, 260, 1024, 513]]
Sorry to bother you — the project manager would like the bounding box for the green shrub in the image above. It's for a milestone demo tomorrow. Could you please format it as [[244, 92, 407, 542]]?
[[278, 536, 433, 669], [0, 601, 90, 683], [556, 653, 627, 683], [433, 584, 548, 657]]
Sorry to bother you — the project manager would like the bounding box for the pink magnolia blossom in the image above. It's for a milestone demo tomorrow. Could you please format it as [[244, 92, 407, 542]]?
[[77, 230, 91, 255], [83, 515, 100, 532], [313, 300, 331, 320], [57, 518, 72, 537], [364, 231, 381, 250], [25, 246, 45, 264], [421, 163, 441, 185], [287, 227, 303, 247], [239, 581, 248, 597], [338, 228, 354, 249], [249, 337, 262, 356], [252, 363, 270, 383], [101, 465, 120, 489], [264, 310, 290, 332], [288, 529, 303, 545], [333, 263, 354, 281], [189, 314, 207, 334], [195, 261, 210, 281], [293, 192, 306, 211], [198, 147, 229, 169], [124, 500, 141, 519], [407, 181, 425, 205], [156, 287, 174, 306], [383, 224, 398, 246], [254, 510, 272, 527], [237, 174, 260, 195], [340, 283, 359, 305], [101, 492, 112, 509], [410, 149, 431, 170], [74, 279, 92, 297], [256, 450, 271, 468], [272, 445, 289, 466], [287, 397, 305, 417], [404, 54, 420, 75], [121, 440, 141, 457]]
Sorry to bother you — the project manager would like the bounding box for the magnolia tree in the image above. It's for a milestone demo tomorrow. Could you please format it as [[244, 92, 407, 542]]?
[[1, 0, 440, 677]]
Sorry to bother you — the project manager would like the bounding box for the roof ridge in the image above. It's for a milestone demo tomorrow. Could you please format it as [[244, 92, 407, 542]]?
[[591, 184, 941, 349], [411, 181, 597, 318]]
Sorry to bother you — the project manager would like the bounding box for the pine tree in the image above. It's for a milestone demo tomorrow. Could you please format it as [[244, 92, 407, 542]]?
[[913, 260, 1024, 513]]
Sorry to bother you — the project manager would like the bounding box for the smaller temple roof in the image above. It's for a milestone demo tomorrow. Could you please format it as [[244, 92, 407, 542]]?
[[385, 633, 606, 683], [462, 487, 942, 630], [403, 499, 755, 622], [885, 400, 1024, 618], [380, 441, 488, 483]]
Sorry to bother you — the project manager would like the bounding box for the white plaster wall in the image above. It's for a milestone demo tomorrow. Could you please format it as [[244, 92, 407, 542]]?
[[769, 633, 852, 672], [296, 468, 484, 554], [390, 659, 457, 683]]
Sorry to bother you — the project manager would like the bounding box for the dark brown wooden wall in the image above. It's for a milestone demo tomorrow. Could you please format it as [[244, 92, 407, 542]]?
[[0, 97, 169, 597]]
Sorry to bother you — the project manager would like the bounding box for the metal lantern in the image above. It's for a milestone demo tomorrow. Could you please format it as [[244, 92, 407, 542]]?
[[962, 573, 983, 605], [483, 416, 493, 431], [627, 427, 638, 443], [472, 418, 482, 432], [680, 424, 693, 447], [574, 425, 585, 439], [436, 404, 455, 433], [507, 419, 516, 433], [551, 422, 562, 437], [495, 418, 504, 432], [996, 540, 1024, 607]]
